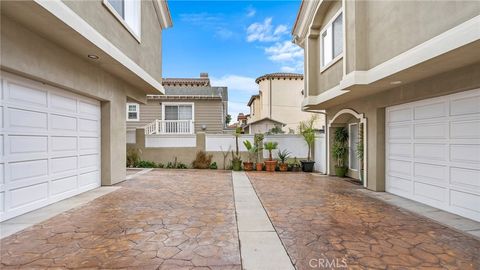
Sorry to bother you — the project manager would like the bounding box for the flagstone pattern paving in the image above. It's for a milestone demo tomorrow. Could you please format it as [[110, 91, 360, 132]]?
[[1, 170, 241, 269], [247, 172, 480, 270]]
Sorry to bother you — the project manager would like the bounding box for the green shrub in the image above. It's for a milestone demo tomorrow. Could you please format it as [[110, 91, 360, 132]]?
[[136, 160, 156, 168], [176, 162, 188, 169], [192, 151, 213, 169], [157, 163, 165, 168], [166, 162, 175, 169], [209, 162, 218, 170], [126, 148, 141, 167]]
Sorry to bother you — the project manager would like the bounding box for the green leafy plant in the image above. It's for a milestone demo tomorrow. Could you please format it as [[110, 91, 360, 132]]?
[[176, 162, 188, 169], [166, 162, 174, 169], [136, 160, 156, 168], [263, 141, 278, 161], [243, 140, 258, 163], [209, 162, 218, 170], [254, 134, 264, 163], [332, 127, 349, 167], [157, 163, 165, 168], [277, 149, 291, 164], [298, 115, 318, 161], [266, 125, 285, 135], [192, 151, 213, 169], [231, 128, 243, 171], [126, 148, 141, 167]]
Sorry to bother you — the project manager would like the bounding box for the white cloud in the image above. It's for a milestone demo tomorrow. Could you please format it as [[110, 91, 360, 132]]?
[[246, 18, 288, 42], [280, 66, 296, 72], [210, 75, 258, 94], [265, 41, 303, 62], [246, 7, 256, 17]]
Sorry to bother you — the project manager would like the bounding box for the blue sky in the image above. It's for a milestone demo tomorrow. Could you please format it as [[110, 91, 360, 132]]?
[[162, 0, 303, 120]]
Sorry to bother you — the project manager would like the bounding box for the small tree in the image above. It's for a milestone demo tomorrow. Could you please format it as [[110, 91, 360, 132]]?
[[332, 127, 349, 167], [277, 149, 291, 164], [263, 141, 278, 161], [225, 114, 232, 125], [254, 133, 264, 163], [243, 140, 257, 163], [220, 146, 232, 170], [298, 115, 318, 161]]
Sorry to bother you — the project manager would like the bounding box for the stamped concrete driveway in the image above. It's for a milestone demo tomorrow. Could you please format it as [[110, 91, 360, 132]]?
[[248, 172, 480, 270], [1, 170, 241, 269]]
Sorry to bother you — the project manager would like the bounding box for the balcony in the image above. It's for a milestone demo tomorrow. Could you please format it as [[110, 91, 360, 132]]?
[[145, 120, 195, 135]]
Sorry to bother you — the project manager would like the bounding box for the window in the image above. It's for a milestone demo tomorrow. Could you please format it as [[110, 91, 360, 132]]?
[[104, 0, 141, 40], [321, 11, 343, 68], [126, 103, 139, 121], [163, 104, 193, 121], [349, 123, 359, 170]]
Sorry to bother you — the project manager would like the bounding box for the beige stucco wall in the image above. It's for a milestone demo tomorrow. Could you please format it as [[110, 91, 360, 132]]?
[[126, 99, 225, 133], [326, 63, 480, 191], [255, 78, 325, 133], [0, 15, 151, 185], [63, 0, 163, 81]]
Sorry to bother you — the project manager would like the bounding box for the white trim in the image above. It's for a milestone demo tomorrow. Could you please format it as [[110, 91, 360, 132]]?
[[161, 102, 195, 121], [327, 109, 367, 188], [348, 123, 359, 171], [319, 9, 343, 69], [102, 0, 141, 43], [34, 0, 164, 94], [152, 0, 173, 29], [301, 85, 347, 109], [126, 102, 140, 121]]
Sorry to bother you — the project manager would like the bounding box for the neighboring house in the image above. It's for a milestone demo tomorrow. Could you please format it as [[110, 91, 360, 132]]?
[[126, 73, 228, 138], [244, 72, 324, 134], [293, 0, 480, 221], [0, 0, 172, 221], [236, 113, 248, 128]]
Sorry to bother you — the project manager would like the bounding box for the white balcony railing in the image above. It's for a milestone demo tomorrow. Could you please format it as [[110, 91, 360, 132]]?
[[144, 120, 194, 135]]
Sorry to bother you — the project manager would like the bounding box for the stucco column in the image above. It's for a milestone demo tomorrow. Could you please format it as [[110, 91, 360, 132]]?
[[101, 95, 127, 186], [365, 107, 386, 191]]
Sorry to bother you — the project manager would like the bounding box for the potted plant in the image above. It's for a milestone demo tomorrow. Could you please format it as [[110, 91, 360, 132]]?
[[231, 127, 242, 171], [277, 149, 290, 172], [243, 140, 256, 171], [298, 115, 318, 172], [263, 141, 278, 172], [290, 157, 301, 172], [254, 134, 264, 171], [332, 127, 349, 177], [356, 123, 364, 183]]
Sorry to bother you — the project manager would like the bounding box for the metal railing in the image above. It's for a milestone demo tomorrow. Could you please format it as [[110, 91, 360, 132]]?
[[144, 120, 194, 135]]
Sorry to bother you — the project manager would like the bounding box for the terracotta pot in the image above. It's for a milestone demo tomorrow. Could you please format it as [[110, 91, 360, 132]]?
[[264, 160, 277, 172], [256, 162, 263, 171], [279, 163, 288, 172], [243, 162, 254, 171]]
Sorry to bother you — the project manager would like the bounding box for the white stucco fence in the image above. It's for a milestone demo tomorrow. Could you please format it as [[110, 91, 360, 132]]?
[[145, 134, 197, 148]]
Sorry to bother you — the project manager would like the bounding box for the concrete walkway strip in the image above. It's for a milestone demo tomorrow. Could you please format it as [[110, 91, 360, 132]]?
[[232, 171, 295, 270]]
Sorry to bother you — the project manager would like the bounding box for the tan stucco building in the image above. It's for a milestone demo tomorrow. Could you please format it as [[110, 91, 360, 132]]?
[[245, 73, 325, 134], [293, 0, 480, 222], [0, 0, 171, 221]]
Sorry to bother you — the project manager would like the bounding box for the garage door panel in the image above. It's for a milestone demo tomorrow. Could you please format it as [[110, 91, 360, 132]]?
[[0, 106, 3, 128], [450, 167, 480, 190], [450, 119, 480, 139], [8, 81, 48, 108], [387, 88, 480, 222], [414, 143, 447, 161], [8, 108, 48, 131], [414, 122, 447, 139], [0, 73, 101, 221], [450, 95, 480, 116], [388, 124, 411, 139], [414, 102, 447, 120]]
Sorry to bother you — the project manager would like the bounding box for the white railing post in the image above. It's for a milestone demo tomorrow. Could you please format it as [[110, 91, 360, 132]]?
[[155, 120, 159, 135]]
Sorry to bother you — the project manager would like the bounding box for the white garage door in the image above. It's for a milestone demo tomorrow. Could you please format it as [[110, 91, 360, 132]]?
[[0, 73, 101, 222], [386, 89, 480, 222]]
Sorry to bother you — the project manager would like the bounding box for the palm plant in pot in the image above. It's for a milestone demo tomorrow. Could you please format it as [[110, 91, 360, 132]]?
[[332, 127, 349, 177], [263, 141, 278, 172], [242, 140, 257, 171], [277, 149, 291, 172], [298, 115, 318, 172], [254, 134, 264, 171], [231, 127, 242, 171]]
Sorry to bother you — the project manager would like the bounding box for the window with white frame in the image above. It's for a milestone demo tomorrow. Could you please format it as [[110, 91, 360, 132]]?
[[321, 11, 343, 68], [126, 103, 139, 121], [163, 104, 193, 121], [104, 0, 141, 39]]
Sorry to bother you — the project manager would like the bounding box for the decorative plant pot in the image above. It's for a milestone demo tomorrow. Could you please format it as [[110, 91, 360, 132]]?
[[279, 163, 288, 172], [301, 160, 315, 172], [243, 162, 254, 171], [232, 159, 242, 171], [291, 166, 301, 172], [264, 160, 277, 172], [255, 162, 263, 171], [335, 166, 348, 177]]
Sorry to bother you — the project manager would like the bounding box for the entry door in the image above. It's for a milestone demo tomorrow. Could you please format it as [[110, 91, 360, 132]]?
[[0, 73, 101, 221], [386, 89, 480, 222]]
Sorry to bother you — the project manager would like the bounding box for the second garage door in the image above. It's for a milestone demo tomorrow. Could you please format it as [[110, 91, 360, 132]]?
[[0, 73, 101, 222], [386, 89, 480, 222]]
